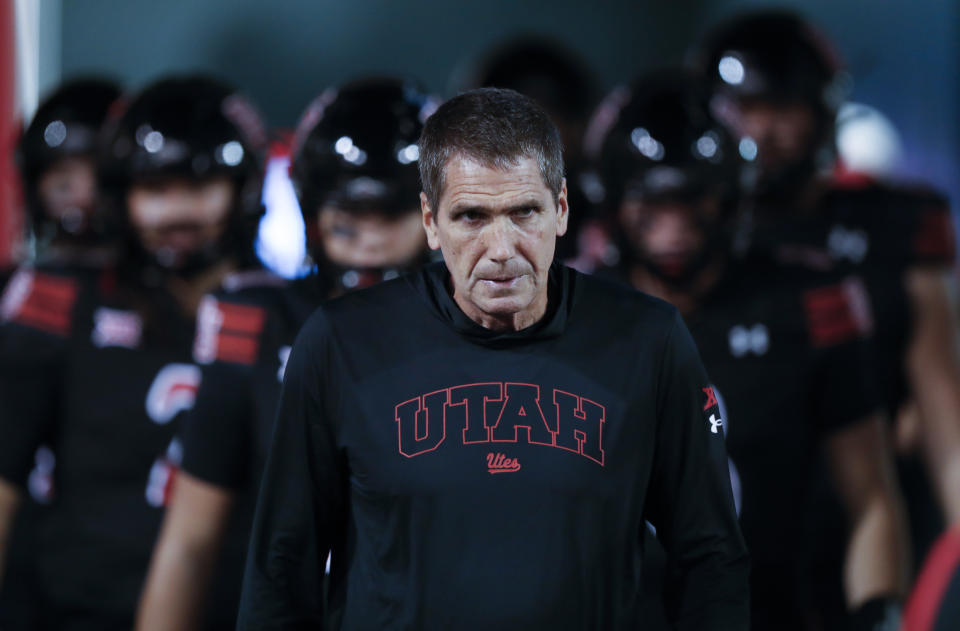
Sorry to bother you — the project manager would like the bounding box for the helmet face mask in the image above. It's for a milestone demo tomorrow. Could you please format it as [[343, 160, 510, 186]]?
[[99, 76, 266, 283], [587, 70, 743, 287], [17, 78, 122, 251], [618, 191, 725, 285], [315, 203, 425, 271], [125, 175, 236, 275], [35, 155, 98, 239], [695, 10, 845, 198], [291, 77, 435, 290]]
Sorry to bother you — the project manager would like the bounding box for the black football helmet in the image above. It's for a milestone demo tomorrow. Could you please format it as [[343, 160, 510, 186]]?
[[289, 77, 436, 294], [692, 10, 845, 195], [99, 75, 266, 281], [586, 69, 744, 284], [290, 77, 434, 220], [16, 78, 121, 248]]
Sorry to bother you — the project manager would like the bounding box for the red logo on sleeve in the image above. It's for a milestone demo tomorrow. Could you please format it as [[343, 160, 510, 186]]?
[[702, 386, 718, 411]]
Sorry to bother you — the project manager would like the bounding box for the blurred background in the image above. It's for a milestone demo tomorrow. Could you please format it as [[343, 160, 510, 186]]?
[[1, 0, 957, 272]]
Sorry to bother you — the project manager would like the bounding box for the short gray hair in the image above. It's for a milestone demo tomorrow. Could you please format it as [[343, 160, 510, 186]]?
[[418, 88, 564, 211]]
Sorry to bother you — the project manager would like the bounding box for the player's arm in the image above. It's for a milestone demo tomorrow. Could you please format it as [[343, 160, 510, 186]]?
[[136, 473, 234, 631], [0, 271, 74, 582], [136, 358, 254, 630], [236, 311, 347, 630], [646, 312, 750, 631], [904, 267, 960, 523], [824, 413, 909, 609], [806, 277, 909, 625], [0, 478, 21, 586]]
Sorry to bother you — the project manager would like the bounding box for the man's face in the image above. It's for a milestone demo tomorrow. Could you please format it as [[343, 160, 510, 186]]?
[[421, 155, 568, 330], [127, 176, 234, 269], [719, 97, 817, 178], [619, 195, 714, 279], [36, 156, 97, 234], [317, 205, 425, 269]]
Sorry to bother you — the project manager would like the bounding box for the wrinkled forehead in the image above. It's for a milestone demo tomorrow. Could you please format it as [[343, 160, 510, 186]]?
[[438, 153, 552, 209]]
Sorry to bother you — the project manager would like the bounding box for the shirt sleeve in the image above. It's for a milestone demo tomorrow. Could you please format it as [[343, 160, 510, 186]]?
[[802, 277, 881, 433], [907, 193, 955, 268], [0, 270, 75, 488], [645, 311, 750, 631], [236, 310, 347, 630], [178, 360, 253, 490]]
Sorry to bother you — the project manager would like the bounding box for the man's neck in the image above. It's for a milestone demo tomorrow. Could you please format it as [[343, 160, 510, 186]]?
[[629, 257, 725, 317], [165, 259, 237, 318]]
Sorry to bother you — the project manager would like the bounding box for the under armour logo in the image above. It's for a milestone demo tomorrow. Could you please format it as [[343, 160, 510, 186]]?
[[728, 324, 769, 357], [709, 414, 723, 434], [827, 225, 869, 263]]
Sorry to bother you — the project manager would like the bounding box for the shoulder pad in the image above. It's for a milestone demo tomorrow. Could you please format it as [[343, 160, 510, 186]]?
[[0, 268, 80, 336], [802, 276, 874, 348], [193, 295, 268, 365]]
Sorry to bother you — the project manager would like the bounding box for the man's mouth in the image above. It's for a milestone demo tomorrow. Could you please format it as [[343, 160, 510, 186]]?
[[479, 275, 522, 289]]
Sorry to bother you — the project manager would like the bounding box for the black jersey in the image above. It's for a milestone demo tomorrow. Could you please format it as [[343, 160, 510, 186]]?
[[682, 259, 879, 630], [237, 261, 748, 630], [0, 265, 199, 624], [173, 272, 322, 626], [756, 180, 956, 416]]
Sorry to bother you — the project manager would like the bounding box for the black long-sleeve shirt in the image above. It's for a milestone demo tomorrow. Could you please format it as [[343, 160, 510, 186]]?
[[237, 261, 749, 630]]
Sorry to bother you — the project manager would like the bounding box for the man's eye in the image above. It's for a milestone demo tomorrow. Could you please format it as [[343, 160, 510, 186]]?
[[457, 211, 482, 222], [331, 224, 356, 238], [514, 207, 536, 218]]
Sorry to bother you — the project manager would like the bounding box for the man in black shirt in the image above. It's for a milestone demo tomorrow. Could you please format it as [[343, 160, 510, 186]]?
[[237, 88, 748, 630], [587, 70, 908, 630]]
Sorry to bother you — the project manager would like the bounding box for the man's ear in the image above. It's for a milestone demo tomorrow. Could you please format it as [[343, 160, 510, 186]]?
[[555, 178, 569, 237], [421, 192, 441, 250]]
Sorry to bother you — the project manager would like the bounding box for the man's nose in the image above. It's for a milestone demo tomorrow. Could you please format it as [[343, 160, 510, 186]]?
[[484, 216, 516, 263]]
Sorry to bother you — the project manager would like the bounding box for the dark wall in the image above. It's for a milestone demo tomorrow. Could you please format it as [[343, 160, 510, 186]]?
[[60, 0, 706, 127], [59, 0, 958, 203]]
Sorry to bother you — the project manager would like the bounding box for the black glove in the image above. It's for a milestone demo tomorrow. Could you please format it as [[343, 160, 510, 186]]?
[[850, 596, 902, 631]]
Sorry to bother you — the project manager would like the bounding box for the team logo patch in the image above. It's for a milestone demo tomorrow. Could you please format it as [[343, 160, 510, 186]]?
[[728, 323, 769, 357], [91, 307, 143, 349], [486, 452, 521, 474], [702, 386, 724, 435], [146, 437, 183, 508], [395, 382, 606, 466], [827, 225, 869, 263], [145, 364, 201, 425], [277, 345, 291, 382]]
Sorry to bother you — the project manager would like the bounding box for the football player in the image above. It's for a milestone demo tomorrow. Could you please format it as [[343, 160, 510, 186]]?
[[136, 77, 436, 630], [0, 75, 265, 630], [588, 69, 909, 630]]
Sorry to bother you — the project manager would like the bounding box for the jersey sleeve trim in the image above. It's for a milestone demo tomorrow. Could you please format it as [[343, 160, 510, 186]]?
[[194, 295, 268, 365], [802, 277, 873, 348], [0, 269, 79, 336]]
